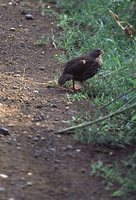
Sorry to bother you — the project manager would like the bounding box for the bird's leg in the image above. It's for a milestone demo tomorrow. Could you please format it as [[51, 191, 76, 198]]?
[[80, 81, 85, 87], [72, 80, 81, 92], [72, 80, 76, 91]]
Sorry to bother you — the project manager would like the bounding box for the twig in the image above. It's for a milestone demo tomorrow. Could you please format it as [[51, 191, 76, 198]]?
[[100, 88, 136, 109], [51, 28, 57, 48], [109, 10, 136, 38], [53, 102, 136, 134]]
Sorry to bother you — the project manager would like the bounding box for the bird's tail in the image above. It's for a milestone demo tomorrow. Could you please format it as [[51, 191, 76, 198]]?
[[58, 74, 73, 85]]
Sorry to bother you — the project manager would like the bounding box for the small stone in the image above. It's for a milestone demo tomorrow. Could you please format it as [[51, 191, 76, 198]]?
[[0, 174, 8, 179], [34, 151, 40, 158], [76, 149, 81, 153], [62, 187, 68, 192], [32, 136, 39, 141], [27, 172, 32, 176], [109, 151, 114, 156], [39, 66, 45, 70], [20, 41, 25, 47], [0, 187, 5, 192], [54, 164, 58, 169], [8, 2, 13, 5], [66, 101, 72, 105], [4, 51, 7, 54], [41, 137, 46, 141], [21, 10, 28, 15], [13, 74, 21, 77], [81, 168, 86, 173], [57, 135, 61, 138], [63, 145, 73, 151], [13, 85, 19, 89], [16, 143, 21, 146], [54, 159, 60, 164], [51, 104, 57, 108], [50, 148, 56, 152], [25, 14, 34, 20], [0, 128, 10, 136], [20, 177, 25, 181], [33, 90, 39, 93], [36, 122, 40, 126], [19, 24, 23, 28], [27, 181, 33, 186], [10, 27, 15, 31], [8, 198, 15, 200]]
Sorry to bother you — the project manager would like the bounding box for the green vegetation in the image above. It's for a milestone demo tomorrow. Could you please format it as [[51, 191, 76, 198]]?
[[41, 0, 136, 198], [91, 152, 136, 198]]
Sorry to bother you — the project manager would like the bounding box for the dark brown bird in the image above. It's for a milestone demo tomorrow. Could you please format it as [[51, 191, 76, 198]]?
[[58, 48, 103, 91]]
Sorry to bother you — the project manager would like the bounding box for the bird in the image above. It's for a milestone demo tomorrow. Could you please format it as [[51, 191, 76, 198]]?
[[58, 48, 103, 91]]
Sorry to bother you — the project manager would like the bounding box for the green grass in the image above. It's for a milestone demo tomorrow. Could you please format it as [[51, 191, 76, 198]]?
[[91, 152, 136, 198], [40, 0, 136, 198]]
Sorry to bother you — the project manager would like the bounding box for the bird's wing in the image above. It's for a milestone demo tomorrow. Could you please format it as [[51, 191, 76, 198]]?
[[80, 62, 101, 80], [64, 55, 95, 76]]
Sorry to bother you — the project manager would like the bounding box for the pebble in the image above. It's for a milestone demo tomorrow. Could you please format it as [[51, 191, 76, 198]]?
[[63, 145, 73, 151], [13, 74, 21, 77], [27, 181, 33, 186], [65, 106, 69, 110], [0, 128, 10, 136], [57, 135, 61, 138], [4, 51, 7, 54], [51, 104, 57, 108], [0, 187, 5, 192], [27, 172, 32, 176], [50, 148, 56, 152], [16, 143, 21, 146], [21, 10, 28, 15], [13, 85, 19, 89], [109, 151, 114, 156], [34, 151, 40, 158], [20, 41, 25, 47], [32, 136, 39, 141], [0, 174, 8, 179], [80, 168, 86, 173], [10, 27, 15, 31], [33, 90, 39, 93], [39, 66, 45, 70], [54, 164, 58, 169], [41, 137, 46, 141], [8, 2, 13, 5], [20, 177, 25, 181], [7, 198, 15, 200], [25, 14, 34, 20], [76, 149, 81, 153], [54, 159, 60, 164]]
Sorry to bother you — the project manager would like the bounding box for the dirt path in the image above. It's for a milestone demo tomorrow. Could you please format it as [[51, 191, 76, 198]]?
[[0, 1, 123, 200]]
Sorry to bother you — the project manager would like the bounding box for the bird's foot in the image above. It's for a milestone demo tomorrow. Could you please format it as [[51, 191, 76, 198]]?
[[72, 85, 82, 92]]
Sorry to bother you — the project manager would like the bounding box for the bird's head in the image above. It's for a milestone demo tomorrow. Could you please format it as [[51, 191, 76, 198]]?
[[90, 49, 104, 58]]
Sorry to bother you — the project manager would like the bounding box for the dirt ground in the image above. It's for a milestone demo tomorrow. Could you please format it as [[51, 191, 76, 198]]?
[[0, 0, 130, 200]]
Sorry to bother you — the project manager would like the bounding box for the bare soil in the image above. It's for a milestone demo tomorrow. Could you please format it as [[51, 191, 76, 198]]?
[[0, 0, 130, 199]]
